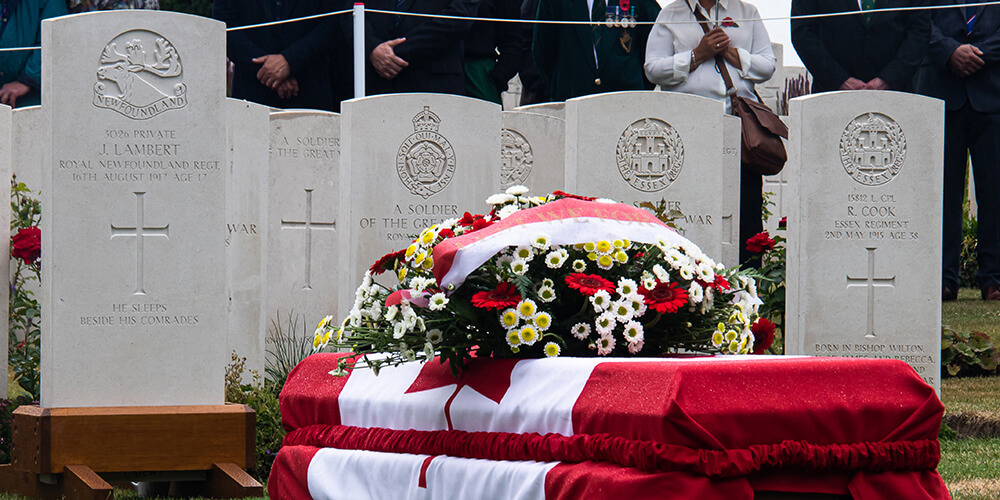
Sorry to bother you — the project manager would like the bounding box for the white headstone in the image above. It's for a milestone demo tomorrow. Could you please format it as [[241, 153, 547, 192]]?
[[11, 106, 42, 193], [564, 91, 731, 263], [722, 115, 741, 267], [968, 162, 977, 216], [339, 94, 500, 314], [226, 99, 270, 377], [500, 111, 564, 194], [267, 110, 340, 343], [41, 11, 227, 407], [515, 102, 565, 119], [786, 91, 943, 393]]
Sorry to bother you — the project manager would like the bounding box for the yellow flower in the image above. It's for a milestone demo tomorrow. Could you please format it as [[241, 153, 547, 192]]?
[[596, 240, 612, 254], [422, 257, 434, 270], [321, 330, 331, 344], [414, 251, 426, 265], [520, 326, 537, 344], [420, 229, 435, 245], [501, 309, 519, 328], [507, 330, 521, 346], [717, 322, 726, 333], [405, 244, 417, 259], [725, 330, 738, 342], [397, 267, 407, 280], [544, 342, 561, 357], [534, 312, 552, 330], [728, 340, 739, 353], [597, 254, 614, 269], [587, 252, 598, 261], [317, 315, 333, 330], [517, 299, 537, 318], [613, 239, 625, 249], [712, 331, 724, 347], [584, 242, 596, 252], [614, 251, 628, 264], [313, 334, 322, 349]]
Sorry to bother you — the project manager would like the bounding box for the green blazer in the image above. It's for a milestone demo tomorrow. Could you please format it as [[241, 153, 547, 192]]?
[[532, 0, 659, 101], [0, 0, 68, 107]]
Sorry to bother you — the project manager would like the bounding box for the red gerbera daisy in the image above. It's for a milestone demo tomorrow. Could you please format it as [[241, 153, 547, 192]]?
[[639, 282, 689, 313], [745, 231, 776, 253], [564, 273, 616, 296], [439, 228, 455, 238], [551, 190, 597, 201], [751, 317, 776, 354], [369, 248, 406, 275], [471, 282, 522, 310]]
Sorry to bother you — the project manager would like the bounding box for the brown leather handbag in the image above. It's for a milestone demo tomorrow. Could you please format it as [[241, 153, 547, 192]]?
[[692, 8, 787, 175]]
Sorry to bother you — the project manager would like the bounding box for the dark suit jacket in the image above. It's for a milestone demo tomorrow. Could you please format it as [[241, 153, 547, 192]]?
[[214, 0, 339, 111], [532, 0, 660, 101], [791, 0, 930, 93], [915, 3, 1000, 113], [360, 0, 480, 95]]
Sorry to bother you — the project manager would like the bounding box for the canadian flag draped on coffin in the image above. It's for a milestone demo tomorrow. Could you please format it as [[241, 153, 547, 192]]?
[[269, 353, 948, 499]]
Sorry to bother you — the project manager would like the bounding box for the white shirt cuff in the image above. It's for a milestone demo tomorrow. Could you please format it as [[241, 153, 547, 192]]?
[[736, 47, 752, 78], [673, 50, 693, 80]]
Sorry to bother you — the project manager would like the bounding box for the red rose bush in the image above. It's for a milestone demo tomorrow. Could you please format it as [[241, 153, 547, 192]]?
[[315, 187, 765, 375]]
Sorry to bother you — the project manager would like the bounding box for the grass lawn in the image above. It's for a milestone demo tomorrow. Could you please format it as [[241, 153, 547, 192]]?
[[940, 289, 1000, 499]]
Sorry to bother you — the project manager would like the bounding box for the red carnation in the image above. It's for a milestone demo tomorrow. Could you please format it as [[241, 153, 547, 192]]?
[[751, 317, 776, 354], [438, 228, 455, 238], [471, 282, 522, 310], [369, 248, 406, 275], [639, 282, 689, 314], [551, 190, 597, 201], [564, 273, 615, 296], [472, 218, 493, 231], [11, 226, 40, 265], [745, 231, 776, 253]]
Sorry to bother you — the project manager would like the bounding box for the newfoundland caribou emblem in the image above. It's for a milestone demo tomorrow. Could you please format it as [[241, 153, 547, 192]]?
[[93, 30, 187, 120]]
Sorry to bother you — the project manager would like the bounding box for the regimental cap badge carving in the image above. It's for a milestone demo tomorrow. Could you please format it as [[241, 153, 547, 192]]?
[[397, 106, 457, 199], [500, 129, 533, 189], [616, 118, 684, 192], [840, 112, 906, 186], [93, 30, 187, 120]]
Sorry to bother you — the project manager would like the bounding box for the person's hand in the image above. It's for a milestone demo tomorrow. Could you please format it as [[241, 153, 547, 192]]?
[[948, 44, 984, 78], [277, 77, 299, 99], [721, 46, 740, 69], [839, 77, 867, 90], [0, 81, 31, 107], [252, 54, 291, 89], [370, 38, 408, 80], [692, 28, 729, 69], [864, 77, 889, 90]]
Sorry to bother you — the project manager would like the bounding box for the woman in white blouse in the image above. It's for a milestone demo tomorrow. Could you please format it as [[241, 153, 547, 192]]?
[[644, 0, 776, 111], [644, 0, 776, 265]]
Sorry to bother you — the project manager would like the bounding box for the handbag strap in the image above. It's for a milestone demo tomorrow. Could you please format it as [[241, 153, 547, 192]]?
[[690, 4, 765, 104]]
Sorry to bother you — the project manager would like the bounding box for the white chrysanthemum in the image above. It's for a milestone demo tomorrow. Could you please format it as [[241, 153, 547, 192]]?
[[541, 278, 555, 288], [497, 205, 519, 219], [384, 305, 399, 322], [532, 233, 551, 250], [590, 290, 612, 312], [628, 296, 646, 316], [486, 193, 516, 205], [368, 303, 383, 321], [537, 285, 557, 303], [596, 254, 614, 270], [595, 311, 616, 335], [696, 262, 715, 282], [596, 333, 616, 355], [393, 321, 408, 339], [571, 322, 591, 340], [510, 258, 529, 275], [616, 278, 638, 296], [701, 288, 715, 314], [428, 293, 449, 311], [501, 308, 519, 329], [664, 248, 686, 268], [505, 185, 529, 196], [611, 300, 634, 322], [678, 264, 695, 281], [627, 338, 644, 354], [688, 282, 704, 304], [544, 342, 561, 357], [652, 264, 670, 283], [361, 271, 374, 288], [595, 198, 617, 204], [423, 342, 435, 359], [545, 250, 567, 269], [622, 320, 643, 344], [520, 326, 539, 345], [426, 328, 443, 344], [514, 246, 534, 261], [711, 330, 724, 348], [517, 299, 537, 319], [572, 259, 587, 272], [410, 277, 436, 292], [534, 312, 552, 330]]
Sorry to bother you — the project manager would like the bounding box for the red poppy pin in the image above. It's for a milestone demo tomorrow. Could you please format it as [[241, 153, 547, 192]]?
[[721, 16, 738, 27]]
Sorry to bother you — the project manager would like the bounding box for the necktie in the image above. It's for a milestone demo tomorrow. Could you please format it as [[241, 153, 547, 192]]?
[[861, 0, 876, 25], [967, 6, 978, 35]]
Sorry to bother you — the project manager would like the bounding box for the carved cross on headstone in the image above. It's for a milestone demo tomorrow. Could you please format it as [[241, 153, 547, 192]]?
[[281, 188, 335, 290], [846, 247, 896, 339], [111, 191, 169, 295]]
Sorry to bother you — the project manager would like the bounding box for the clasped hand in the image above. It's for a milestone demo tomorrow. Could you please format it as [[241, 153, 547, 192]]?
[[692, 28, 739, 69]]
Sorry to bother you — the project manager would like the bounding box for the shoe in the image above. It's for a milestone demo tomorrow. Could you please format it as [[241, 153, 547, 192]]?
[[943, 286, 958, 302], [983, 285, 1000, 301]]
